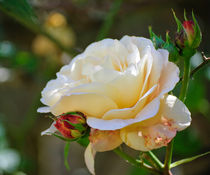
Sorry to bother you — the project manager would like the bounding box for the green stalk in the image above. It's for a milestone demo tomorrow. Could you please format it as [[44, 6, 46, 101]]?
[[163, 139, 174, 175], [164, 48, 195, 175], [113, 148, 161, 175], [179, 56, 191, 102], [146, 151, 164, 170]]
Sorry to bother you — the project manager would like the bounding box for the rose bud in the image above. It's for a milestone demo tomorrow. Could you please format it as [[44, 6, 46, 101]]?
[[174, 11, 202, 49], [54, 112, 88, 139]]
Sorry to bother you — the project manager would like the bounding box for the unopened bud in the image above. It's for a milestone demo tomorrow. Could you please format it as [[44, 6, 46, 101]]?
[[54, 112, 88, 139], [174, 11, 202, 49]]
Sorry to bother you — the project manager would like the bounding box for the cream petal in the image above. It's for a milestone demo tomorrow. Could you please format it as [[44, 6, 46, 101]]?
[[84, 38, 129, 62], [159, 62, 180, 95], [84, 144, 96, 175], [68, 82, 120, 106], [89, 129, 122, 152], [120, 94, 191, 151], [51, 92, 118, 117], [37, 106, 50, 113], [148, 49, 169, 88], [120, 129, 149, 151], [41, 121, 57, 136], [161, 95, 191, 131], [138, 46, 153, 97], [101, 85, 157, 120], [87, 85, 161, 130], [120, 36, 155, 58], [40, 75, 87, 107], [120, 123, 176, 151]]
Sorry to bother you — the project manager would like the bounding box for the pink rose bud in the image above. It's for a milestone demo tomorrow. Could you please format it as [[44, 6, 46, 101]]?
[[54, 112, 87, 139], [174, 12, 201, 49], [183, 20, 195, 45]]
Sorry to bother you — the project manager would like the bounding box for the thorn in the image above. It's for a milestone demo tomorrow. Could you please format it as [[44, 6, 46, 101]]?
[[201, 52, 210, 61]]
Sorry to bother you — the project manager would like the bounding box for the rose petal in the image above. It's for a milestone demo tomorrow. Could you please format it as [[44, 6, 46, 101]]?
[[159, 62, 180, 95], [84, 143, 96, 175], [51, 92, 118, 117], [161, 95, 191, 131], [87, 85, 160, 130], [120, 94, 191, 151], [41, 121, 57, 136], [37, 106, 50, 113], [89, 129, 122, 152], [120, 123, 176, 151]]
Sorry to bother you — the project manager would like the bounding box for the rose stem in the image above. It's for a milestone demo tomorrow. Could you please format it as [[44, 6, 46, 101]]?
[[164, 48, 195, 175]]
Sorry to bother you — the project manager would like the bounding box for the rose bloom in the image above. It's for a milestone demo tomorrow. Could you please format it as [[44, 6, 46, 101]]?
[[38, 36, 191, 174]]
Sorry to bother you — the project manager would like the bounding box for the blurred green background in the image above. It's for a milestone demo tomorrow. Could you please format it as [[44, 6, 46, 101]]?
[[0, 0, 209, 175]]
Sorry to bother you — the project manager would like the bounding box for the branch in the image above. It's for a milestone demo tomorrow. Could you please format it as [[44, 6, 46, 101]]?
[[179, 52, 210, 82], [190, 52, 210, 78]]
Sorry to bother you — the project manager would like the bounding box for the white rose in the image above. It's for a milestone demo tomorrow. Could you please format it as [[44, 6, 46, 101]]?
[[39, 36, 191, 152]]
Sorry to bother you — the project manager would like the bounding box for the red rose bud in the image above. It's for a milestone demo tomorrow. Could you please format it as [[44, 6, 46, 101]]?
[[174, 11, 202, 49], [54, 112, 87, 139]]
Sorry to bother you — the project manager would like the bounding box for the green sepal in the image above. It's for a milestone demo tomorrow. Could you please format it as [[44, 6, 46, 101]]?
[[163, 32, 180, 62], [51, 133, 78, 142], [170, 151, 210, 168], [77, 127, 90, 147], [63, 120, 87, 133], [184, 9, 188, 21], [64, 142, 71, 171], [172, 9, 183, 33], [149, 26, 165, 49], [191, 11, 202, 49]]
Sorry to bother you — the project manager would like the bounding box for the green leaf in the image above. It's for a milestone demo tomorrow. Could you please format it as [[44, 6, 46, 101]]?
[[170, 151, 210, 168], [64, 142, 71, 171], [173, 128, 201, 156], [0, 0, 39, 26]]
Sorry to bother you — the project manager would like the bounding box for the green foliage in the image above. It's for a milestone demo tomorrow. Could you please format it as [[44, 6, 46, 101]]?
[[185, 79, 205, 112], [0, 41, 38, 74], [0, 0, 39, 27], [173, 128, 202, 156], [149, 27, 179, 62]]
